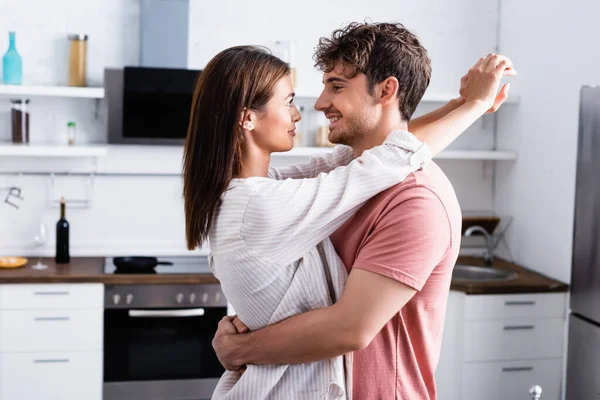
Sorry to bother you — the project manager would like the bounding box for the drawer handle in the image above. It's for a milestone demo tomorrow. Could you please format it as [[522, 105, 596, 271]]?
[[33, 291, 70, 296], [502, 366, 533, 372], [504, 325, 535, 330], [34, 359, 70, 363], [129, 308, 205, 318], [505, 300, 536, 306], [34, 317, 70, 321]]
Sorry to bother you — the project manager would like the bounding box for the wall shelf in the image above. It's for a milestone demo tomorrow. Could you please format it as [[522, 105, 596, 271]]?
[[276, 147, 517, 161], [294, 89, 520, 104], [0, 143, 108, 157], [0, 85, 105, 99]]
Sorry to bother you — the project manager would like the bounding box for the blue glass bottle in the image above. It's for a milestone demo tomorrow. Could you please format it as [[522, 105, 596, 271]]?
[[2, 32, 22, 85]]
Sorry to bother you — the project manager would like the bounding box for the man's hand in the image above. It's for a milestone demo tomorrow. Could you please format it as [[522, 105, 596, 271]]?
[[459, 53, 517, 113], [212, 316, 249, 371]]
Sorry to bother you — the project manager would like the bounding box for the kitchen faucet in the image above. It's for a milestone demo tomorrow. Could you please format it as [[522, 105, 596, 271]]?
[[464, 225, 494, 266]]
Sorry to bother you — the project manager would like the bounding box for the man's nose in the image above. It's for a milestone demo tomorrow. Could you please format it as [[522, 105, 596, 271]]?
[[314, 90, 329, 112]]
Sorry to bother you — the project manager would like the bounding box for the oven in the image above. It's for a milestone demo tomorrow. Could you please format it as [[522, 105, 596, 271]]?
[[102, 258, 227, 400]]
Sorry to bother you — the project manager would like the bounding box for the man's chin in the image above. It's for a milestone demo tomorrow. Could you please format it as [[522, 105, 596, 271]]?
[[328, 131, 349, 146]]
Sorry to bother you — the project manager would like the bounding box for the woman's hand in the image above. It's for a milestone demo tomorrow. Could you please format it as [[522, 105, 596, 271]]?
[[459, 54, 517, 113]]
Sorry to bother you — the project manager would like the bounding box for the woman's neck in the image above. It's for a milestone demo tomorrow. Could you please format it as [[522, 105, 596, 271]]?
[[235, 145, 271, 179]]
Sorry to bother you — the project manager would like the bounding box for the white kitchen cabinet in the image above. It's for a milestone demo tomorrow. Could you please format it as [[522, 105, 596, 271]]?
[[0, 283, 103, 309], [436, 291, 567, 400], [0, 351, 102, 400], [0, 309, 103, 352], [463, 317, 564, 362], [0, 284, 104, 400], [462, 359, 562, 400], [464, 293, 567, 320]]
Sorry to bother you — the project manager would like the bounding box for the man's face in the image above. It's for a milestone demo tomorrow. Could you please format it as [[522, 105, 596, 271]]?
[[314, 64, 380, 147]]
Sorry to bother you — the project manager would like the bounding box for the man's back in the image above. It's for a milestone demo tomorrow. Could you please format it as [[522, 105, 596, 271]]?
[[330, 161, 461, 400]]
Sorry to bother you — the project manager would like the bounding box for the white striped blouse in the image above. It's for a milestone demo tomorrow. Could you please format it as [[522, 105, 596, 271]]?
[[208, 130, 432, 400]]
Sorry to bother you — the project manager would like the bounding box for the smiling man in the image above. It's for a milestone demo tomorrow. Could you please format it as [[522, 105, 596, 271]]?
[[212, 22, 512, 399]]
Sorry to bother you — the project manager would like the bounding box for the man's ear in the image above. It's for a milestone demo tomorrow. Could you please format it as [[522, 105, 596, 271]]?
[[375, 77, 400, 106], [240, 109, 257, 131]]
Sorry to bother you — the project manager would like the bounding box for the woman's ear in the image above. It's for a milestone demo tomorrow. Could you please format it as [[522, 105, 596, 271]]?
[[240, 109, 257, 131]]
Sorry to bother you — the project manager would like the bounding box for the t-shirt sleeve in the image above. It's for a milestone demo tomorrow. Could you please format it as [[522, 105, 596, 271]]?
[[351, 186, 453, 291]]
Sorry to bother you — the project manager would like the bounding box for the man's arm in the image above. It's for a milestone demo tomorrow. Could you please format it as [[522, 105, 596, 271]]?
[[213, 187, 451, 369], [217, 268, 417, 367]]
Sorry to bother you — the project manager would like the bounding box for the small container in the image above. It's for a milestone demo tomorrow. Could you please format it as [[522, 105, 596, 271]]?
[[66, 121, 76, 145], [272, 40, 296, 87], [11, 99, 29, 143], [2, 31, 22, 85], [68, 34, 88, 87]]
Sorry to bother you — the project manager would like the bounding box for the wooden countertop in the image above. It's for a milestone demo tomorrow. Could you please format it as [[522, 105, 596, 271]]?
[[451, 256, 569, 294], [0, 256, 568, 294], [0, 257, 220, 285]]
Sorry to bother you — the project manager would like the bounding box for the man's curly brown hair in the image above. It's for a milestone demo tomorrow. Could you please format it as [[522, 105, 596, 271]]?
[[314, 22, 431, 121]]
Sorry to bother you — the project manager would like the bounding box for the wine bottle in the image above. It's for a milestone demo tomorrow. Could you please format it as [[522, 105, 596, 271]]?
[[55, 197, 70, 263]]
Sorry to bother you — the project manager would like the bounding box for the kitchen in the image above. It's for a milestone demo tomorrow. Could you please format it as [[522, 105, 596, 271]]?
[[0, 0, 598, 399]]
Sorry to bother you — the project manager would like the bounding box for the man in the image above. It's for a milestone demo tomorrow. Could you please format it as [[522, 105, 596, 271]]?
[[213, 22, 513, 399]]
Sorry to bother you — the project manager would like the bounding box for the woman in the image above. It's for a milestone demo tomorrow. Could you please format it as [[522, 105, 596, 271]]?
[[182, 46, 510, 399]]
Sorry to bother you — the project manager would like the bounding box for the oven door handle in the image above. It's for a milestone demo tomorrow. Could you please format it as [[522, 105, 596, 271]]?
[[128, 308, 206, 318]]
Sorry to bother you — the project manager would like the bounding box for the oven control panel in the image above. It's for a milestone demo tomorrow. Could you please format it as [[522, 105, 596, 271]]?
[[104, 284, 226, 309]]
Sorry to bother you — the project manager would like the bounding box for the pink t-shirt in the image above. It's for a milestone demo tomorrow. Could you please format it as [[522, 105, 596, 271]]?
[[329, 162, 461, 400]]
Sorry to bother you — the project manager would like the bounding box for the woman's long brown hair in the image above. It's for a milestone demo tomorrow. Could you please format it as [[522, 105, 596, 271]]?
[[183, 46, 290, 250]]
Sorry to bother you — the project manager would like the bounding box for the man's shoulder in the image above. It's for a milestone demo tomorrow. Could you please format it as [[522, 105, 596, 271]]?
[[370, 162, 460, 214]]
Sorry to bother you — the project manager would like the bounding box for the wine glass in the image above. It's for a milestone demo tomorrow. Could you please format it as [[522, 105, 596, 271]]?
[[31, 223, 48, 270]]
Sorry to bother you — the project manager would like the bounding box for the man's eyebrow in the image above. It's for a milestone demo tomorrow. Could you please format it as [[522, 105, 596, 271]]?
[[322, 77, 348, 84]]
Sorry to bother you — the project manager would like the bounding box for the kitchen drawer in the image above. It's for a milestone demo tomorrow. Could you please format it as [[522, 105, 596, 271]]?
[[464, 318, 564, 362], [0, 309, 103, 352], [0, 351, 102, 400], [0, 283, 103, 310], [464, 293, 567, 321], [462, 359, 562, 400]]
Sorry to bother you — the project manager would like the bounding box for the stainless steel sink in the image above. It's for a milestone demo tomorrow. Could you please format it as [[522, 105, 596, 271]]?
[[452, 264, 517, 282]]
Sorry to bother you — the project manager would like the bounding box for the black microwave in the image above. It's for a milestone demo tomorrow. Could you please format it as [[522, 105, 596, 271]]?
[[105, 66, 201, 145]]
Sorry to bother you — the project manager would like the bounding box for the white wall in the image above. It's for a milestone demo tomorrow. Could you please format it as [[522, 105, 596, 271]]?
[[495, 0, 600, 283], [1, 0, 500, 256]]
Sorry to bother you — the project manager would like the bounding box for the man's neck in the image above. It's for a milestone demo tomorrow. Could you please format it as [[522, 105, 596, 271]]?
[[351, 118, 409, 157]]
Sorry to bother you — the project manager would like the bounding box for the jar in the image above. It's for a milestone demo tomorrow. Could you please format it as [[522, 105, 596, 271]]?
[[68, 34, 88, 87], [66, 121, 76, 145], [11, 99, 30, 143]]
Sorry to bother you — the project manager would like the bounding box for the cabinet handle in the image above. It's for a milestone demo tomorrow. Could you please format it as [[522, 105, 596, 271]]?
[[502, 366, 533, 372], [129, 308, 205, 318], [504, 300, 535, 306], [504, 325, 535, 330], [34, 359, 70, 363], [34, 317, 70, 321], [33, 291, 70, 296]]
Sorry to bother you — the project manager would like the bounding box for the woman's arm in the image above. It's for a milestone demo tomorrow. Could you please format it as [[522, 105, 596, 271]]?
[[267, 145, 354, 180], [239, 130, 430, 266], [242, 54, 511, 266], [408, 97, 465, 133]]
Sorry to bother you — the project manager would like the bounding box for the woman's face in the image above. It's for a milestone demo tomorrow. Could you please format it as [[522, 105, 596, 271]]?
[[250, 74, 301, 153]]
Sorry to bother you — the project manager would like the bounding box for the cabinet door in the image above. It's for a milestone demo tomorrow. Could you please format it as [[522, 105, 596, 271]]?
[[464, 293, 567, 321], [0, 284, 103, 310], [462, 359, 562, 400], [0, 309, 103, 352], [0, 352, 102, 400], [463, 317, 564, 362]]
